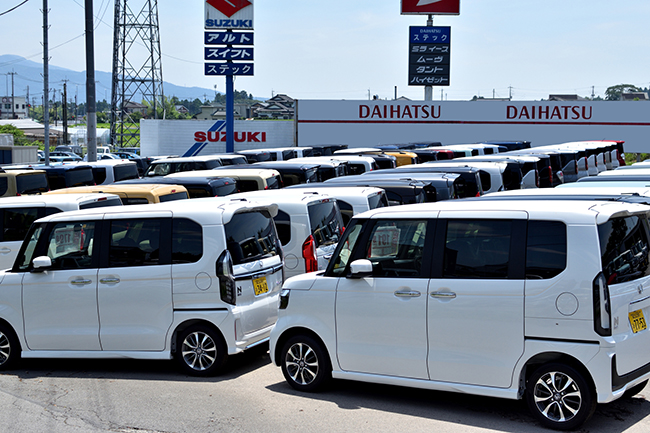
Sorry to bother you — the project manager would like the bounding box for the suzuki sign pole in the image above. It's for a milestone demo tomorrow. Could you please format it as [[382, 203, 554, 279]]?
[[204, 0, 254, 153], [402, 0, 460, 101]]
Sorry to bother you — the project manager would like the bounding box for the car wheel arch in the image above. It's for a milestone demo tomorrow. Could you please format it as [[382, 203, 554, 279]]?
[[274, 327, 330, 366], [521, 352, 596, 397]]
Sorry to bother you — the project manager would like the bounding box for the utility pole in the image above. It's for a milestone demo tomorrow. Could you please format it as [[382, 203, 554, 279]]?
[[591, 86, 595, 100], [8, 71, 17, 119], [43, 0, 50, 165], [85, 0, 97, 161], [424, 14, 433, 101], [62, 80, 69, 144], [508, 86, 513, 100], [25, 86, 30, 118]]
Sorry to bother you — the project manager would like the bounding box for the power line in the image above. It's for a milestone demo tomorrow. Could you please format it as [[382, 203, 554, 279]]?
[[0, 0, 30, 17]]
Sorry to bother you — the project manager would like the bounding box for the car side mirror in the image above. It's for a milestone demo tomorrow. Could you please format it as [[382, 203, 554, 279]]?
[[31, 256, 52, 272], [348, 259, 373, 279]]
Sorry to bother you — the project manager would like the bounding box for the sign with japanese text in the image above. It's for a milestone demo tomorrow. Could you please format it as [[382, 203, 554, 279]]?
[[401, 0, 460, 15], [205, 62, 254, 76], [408, 26, 450, 86], [205, 0, 254, 29], [205, 31, 254, 45], [205, 47, 254, 61]]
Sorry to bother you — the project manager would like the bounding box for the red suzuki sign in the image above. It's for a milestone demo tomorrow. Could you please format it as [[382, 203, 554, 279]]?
[[206, 0, 251, 18], [401, 0, 460, 15], [205, 0, 254, 29]]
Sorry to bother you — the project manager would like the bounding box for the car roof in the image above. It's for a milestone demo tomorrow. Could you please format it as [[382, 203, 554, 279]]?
[[355, 199, 650, 225], [35, 196, 278, 225], [0, 192, 121, 206]]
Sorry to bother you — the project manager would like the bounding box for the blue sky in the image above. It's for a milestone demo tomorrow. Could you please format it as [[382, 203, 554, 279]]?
[[2, 0, 650, 101]]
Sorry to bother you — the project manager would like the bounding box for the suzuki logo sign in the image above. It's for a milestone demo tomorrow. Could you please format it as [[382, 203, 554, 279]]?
[[206, 0, 251, 18], [401, 0, 460, 15], [205, 0, 254, 29]]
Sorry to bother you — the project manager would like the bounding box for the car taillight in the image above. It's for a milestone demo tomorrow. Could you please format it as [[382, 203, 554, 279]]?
[[593, 272, 611, 336], [216, 250, 236, 305], [302, 235, 318, 273]]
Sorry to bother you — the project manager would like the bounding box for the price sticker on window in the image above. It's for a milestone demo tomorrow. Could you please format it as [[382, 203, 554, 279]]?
[[371, 227, 401, 257]]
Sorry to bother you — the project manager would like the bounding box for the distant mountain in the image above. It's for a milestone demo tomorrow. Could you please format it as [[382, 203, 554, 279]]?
[[0, 54, 221, 104]]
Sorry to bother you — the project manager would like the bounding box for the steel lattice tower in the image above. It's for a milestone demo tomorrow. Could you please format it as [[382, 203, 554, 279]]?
[[110, 0, 164, 148]]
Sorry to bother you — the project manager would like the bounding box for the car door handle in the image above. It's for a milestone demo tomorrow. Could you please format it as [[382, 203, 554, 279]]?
[[0, 247, 11, 254], [100, 278, 120, 284], [394, 290, 421, 298], [324, 254, 333, 261], [430, 291, 457, 299], [71, 279, 92, 286]]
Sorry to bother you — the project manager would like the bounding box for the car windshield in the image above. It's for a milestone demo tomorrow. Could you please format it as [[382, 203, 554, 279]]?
[[16, 173, 49, 194], [308, 200, 343, 247], [225, 210, 280, 265]]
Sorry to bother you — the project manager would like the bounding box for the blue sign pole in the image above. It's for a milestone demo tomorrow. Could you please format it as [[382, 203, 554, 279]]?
[[226, 73, 234, 153]]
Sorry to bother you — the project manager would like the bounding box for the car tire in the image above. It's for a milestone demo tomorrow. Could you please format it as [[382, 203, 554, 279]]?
[[623, 379, 648, 399], [175, 325, 226, 376], [0, 323, 20, 370], [281, 335, 331, 392], [526, 363, 596, 431]]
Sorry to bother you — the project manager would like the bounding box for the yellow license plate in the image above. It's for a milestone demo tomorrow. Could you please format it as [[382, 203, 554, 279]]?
[[629, 310, 647, 333], [253, 276, 269, 296]]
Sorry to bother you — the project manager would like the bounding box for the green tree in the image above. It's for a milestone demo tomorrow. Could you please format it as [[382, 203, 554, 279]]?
[[605, 84, 641, 101], [0, 124, 32, 146]]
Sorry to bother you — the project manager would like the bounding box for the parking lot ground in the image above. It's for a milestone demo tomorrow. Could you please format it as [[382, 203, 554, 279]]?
[[0, 347, 648, 433]]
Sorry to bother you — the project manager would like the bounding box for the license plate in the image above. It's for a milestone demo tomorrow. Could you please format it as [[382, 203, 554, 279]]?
[[253, 276, 268, 296], [629, 310, 647, 333]]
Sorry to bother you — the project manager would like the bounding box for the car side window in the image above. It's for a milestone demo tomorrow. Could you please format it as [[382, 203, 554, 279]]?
[[2, 207, 40, 242], [108, 219, 161, 267], [274, 210, 292, 246], [45, 222, 97, 270], [172, 218, 202, 264], [0, 177, 8, 196], [443, 219, 512, 279], [526, 220, 567, 279], [328, 220, 364, 277], [364, 219, 427, 278]]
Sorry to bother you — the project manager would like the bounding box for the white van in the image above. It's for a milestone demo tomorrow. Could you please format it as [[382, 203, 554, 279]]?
[[270, 199, 650, 430], [227, 190, 344, 279], [285, 185, 388, 225], [0, 198, 283, 376], [80, 160, 140, 185], [0, 193, 122, 270]]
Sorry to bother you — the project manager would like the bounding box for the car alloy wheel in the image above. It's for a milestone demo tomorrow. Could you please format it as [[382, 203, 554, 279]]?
[[175, 325, 226, 376], [281, 335, 330, 392], [0, 324, 19, 370], [526, 363, 596, 430]]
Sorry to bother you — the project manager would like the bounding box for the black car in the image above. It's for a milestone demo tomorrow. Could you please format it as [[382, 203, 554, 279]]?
[[251, 161, 320, 186], [117, 176, 240, 198], [364, 165, 484, 198], [37, 165, 96, 190]]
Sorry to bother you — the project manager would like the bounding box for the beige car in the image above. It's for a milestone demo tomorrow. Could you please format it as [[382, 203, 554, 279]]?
[[45, 184, 189, 205], [0, 170, 50, 197]]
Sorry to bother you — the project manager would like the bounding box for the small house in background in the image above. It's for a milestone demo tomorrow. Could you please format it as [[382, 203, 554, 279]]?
[[123, 101, 148, 116], [175, 104, 189, 115], [621, 92, 649, 101], [547, 94, 589, 101], [251, 94, 295, 119]]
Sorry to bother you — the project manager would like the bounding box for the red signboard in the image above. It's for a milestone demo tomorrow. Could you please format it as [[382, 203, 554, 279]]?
[[401, 0, 460, 15], [206, 0, 252, 18]]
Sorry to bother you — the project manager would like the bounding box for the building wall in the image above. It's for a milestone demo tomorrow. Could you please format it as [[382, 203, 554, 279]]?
[[0, 96, 28, 119], [140, 119, 295, 156], [296, 100, 650, 153]]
